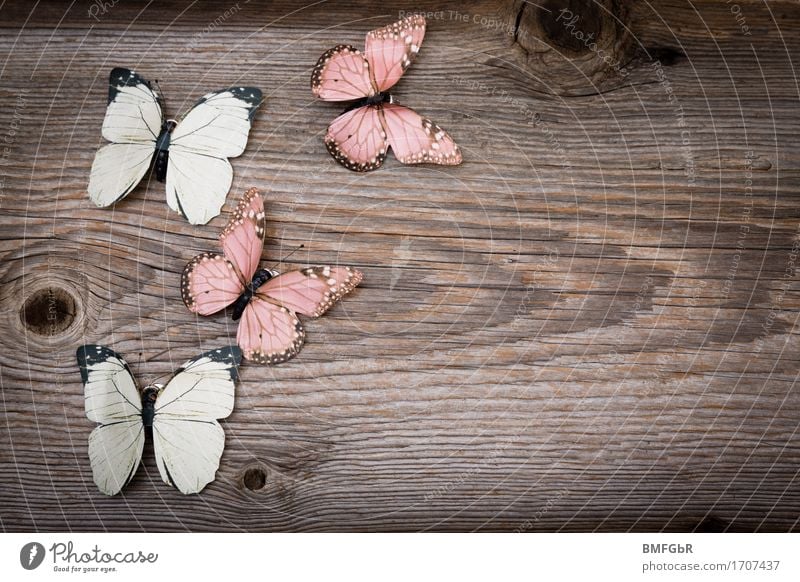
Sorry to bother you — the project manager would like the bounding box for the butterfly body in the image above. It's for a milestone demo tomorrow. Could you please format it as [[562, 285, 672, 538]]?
[[153, 120, 177, 182], [77, 345, 241, 495], [231, 268, 279, 321], [182, 187, 363, 364], [345, 92, 394, 113], [89, 67, 262, 224], [140, 385, 161, 428], [312, 15, 462, 172]]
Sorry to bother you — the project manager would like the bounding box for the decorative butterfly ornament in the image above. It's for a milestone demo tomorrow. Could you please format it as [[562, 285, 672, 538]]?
[[76, 345, 241, 495], [181, 187, 363, 364], [88, 67, 262, 224], [311, 15, 462, 171]]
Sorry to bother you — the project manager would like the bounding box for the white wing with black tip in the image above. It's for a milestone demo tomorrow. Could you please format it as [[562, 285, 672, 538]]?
[[151, 346, 241, 494], [166, 87, 262, 225], [77, 344, 145, 496], [88, 67, 162, 207]]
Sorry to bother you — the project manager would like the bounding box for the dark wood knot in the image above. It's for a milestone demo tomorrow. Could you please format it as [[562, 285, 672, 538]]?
[[20, 286, 77, 336], [539, 0, 603, 54], [508, 0, 634, 96], [241, 466, 268, 491]]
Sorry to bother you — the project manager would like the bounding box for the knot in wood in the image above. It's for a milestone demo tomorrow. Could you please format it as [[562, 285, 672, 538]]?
[[20, 286, 77, 336], [241, 466, 268, 491], [510, 0, 633, 96]]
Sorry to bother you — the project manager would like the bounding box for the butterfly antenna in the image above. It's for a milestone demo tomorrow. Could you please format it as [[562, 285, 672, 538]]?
[[153, 78, 166, 109], [269, 243, 304, 270]]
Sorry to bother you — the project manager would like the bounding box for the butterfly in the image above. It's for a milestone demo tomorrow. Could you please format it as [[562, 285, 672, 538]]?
[[181, 187, 363, 364], [88, 67, 262, 225], [311, 15, 462, 172], [76, 344, 241, 495]]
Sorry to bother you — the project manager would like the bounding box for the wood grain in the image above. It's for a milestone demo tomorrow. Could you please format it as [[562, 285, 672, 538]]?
[[0, 0, 798, 532]]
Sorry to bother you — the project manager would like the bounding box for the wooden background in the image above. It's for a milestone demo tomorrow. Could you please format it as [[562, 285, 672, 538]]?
[[1, 0, 798, 532]]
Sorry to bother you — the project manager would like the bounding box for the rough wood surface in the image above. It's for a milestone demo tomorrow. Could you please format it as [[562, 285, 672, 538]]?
[[1, 0, 798, 532]]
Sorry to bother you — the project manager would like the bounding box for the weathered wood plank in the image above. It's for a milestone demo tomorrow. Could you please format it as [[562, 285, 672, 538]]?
[[0, 0, 798, 532]]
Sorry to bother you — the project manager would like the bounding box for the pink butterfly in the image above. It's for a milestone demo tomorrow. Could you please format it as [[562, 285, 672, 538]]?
[[311, 14, 462, 172], [181, 187, 363, 364]]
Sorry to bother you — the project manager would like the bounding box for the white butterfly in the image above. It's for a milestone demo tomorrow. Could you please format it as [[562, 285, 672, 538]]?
[[76, 344, 241, 495], [88, 67, 262, 225]]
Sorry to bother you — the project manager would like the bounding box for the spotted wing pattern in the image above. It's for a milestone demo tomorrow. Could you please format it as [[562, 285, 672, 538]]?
[[324, 105, 388, 171], [365, 15, 426, 92], [259, 266, 363, 318], [380, 102, 462, 165], [311, 45, 375, 101], [236, 297, 306, 364]]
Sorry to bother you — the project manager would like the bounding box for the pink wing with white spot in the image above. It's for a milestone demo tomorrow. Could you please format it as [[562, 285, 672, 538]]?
[[237, 266, 362, 363], [311, 45, 376, 101], [258, 266, 364, 318], [365, 15, 426, 92], [380, 103, 462, 166], [325, 105, 388, 172], [181, 252, 243, 316], [219, 186, 266, 282], [182, 188, 265, 315], [236, 297, 305, 365]]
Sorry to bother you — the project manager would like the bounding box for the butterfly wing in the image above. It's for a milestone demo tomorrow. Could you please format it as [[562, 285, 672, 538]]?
[[364, 15, 426, 92], [77, 345, 145, 496], [151, 347, 241, 495], [166, 87, 262, 225], [325, 105, 388, 171], [380, 102, 462, 166], [311, 45, 376, 101], [219, 187, 266, 282], [236, 266, 362, 364], [237, 297, 305, 364], [258, 266, 363, 318], [181, 252, 245, 316], [88, 67, 162, 207]]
